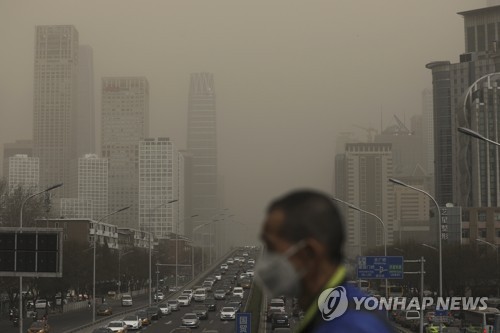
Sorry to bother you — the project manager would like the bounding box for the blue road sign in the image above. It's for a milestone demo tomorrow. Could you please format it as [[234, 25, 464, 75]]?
[[236, 312, 251, 333], [357, 256, 404, 279]]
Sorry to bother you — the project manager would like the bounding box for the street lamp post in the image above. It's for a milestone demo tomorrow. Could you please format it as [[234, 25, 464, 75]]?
[[18, 183, 63, 333], [390, 178, 443, 301], [332, 197, 388, 298], [175, 215, 197, 290], [93, 205, 130, 323]]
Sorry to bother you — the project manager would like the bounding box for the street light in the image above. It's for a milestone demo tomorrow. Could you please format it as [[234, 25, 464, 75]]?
[[390, 177, 443, 301], [421, 243, 438, 252], [457, 127, 500, 146], [332, 197, 388, 298], [175, 214, 198, 290], [93, 205, 130, 323], [18, 183, 63, 333], [146, 199, 178, 305]]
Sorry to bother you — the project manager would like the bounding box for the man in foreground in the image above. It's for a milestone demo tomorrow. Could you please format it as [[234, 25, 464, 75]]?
[[255, 189, 394, 332]]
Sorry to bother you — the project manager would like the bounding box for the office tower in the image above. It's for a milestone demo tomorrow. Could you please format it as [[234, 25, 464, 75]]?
[[139, 138, 183, 237], [2, 139, 33, 179], [179, 150, 193, 239], [338, 143, 395, 258], [77, 45, 95, 157], [187, 73, 218, 232], [427, 5, 500, 206], [8, 155, 39, 193], [102, 77, 149, 228], [33, 25, 79, 198], [59, 154, 107, 219], [422, 89, 435, 176]]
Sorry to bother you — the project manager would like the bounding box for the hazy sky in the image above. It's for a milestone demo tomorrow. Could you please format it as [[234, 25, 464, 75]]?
[[0, 0, 483, 244]]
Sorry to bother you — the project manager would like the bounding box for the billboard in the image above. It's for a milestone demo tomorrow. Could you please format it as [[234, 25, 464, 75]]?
[[0, 228, 63, 277]]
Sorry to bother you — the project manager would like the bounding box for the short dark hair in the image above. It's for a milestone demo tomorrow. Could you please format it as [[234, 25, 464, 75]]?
[[267, 189, 345, 264]]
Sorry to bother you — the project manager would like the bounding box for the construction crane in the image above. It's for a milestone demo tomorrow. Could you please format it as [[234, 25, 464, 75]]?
[[352, 125, 378, 142], [393, 115, 411, 135]]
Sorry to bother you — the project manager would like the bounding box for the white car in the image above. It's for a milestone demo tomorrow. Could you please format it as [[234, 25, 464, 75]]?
[[158, 303, 171, 315], [122, 315, 142, 330], [193, 288, 207, 302], [178, 295, 191, 306], [220, 306, 237, 320], [220, 264, 228, 270], [35, 299, 50, 310], [227, 258, 234, 264], [167, 300, 180, 311], [246, 269, 254, 277], [182, 289, 194, 302], [107, 320, 128, 332], [121, 295, 133, 307], [215, 272, 222, 280], [154, 292, 165, 301], [233, 287, 244, 299], [248, 259, 255, 265]]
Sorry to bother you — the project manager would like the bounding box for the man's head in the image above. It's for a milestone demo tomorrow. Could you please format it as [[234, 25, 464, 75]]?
[[258, 189, 345, 304]]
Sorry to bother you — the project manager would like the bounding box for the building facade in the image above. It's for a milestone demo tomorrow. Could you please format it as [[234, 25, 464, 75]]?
[[33, 25, 79, 198], [187, 73, 219, 241], [339, 143, 395, 258], [422, 88, 435, 177], [2, 140, 33, 179], [101, 77, 149, 229], [76, 45, 95, 157], [8, 154, 39, 193], [139, 138, 184, 238]]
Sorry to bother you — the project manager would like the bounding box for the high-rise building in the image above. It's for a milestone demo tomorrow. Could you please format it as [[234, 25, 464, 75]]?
[[427, 5, 500, 206], [139, 138, 183, 238], [187, 73, 218, 232], [77, 45, 95, 157], [338, 143, 395, 259], [102, 77, 149, 228], [33, 25, 79, 198], [422, 89, 435, 176], [8, 154, 39, 193], [2, 139, 33, 179], [59, 154, 108, 219]]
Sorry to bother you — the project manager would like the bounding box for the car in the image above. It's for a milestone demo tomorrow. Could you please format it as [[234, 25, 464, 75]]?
[[220, 306, 237, 320], [202, 281, 213, 292], [158, 303, 171, 315], [203, 297, 217, 311], [96, 303, 113, 316], [227, 295, 243, 306], [192, 304, 209, 319], [214, 272, 222, 280], [267, 308, 285, 322], [106, 320, 128, 333], [227, 301, 241, 312], [35, 299, 51, 310], [181, 313, 200, 328], [121, 295, 133, 307], [227, 258, 234, 264], [193, 288, 207, 302], [92, 328, 113, 333], [232, 287, 244, 298], [178, 295, 191, 306], [135, 310, 151, 326], [247, 259, 255, 265], [146, 306, 162, 320], [167, 299, 180, 311], [220, 264, 228, 270], [268, 298, 286, 313], [154, 292, 165, 301], [27, 321, 50, 333], [239, 278, 252, 289], [122, 315, 142, 330], [272, 313, 290, 330], [182, 289, 194, 301], [214, 289, 226, 300], [245, 269, 254, 277], [273, 328, 292, 333]]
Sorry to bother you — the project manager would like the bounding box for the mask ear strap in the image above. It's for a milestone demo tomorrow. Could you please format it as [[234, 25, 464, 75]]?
[[284, 239, 307, 257]]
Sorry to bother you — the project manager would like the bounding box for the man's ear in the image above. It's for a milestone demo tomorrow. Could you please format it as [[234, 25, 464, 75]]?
[[302, 237, 327, 261]]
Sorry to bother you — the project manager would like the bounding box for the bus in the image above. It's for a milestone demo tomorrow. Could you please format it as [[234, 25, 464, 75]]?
[[461, 308, 500, 333]]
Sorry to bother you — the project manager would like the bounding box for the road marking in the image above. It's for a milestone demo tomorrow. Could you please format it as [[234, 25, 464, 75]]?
[[165, 320, 172, 325]]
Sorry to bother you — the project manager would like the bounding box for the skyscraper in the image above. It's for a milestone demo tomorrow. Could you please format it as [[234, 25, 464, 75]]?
[[427, 5, 500, 206], [102, 77, 149, 228], [77, 45, 95, 157], [2, 139, 33, 179], [338, 143, 395, 258], [421, 89, 434, 176], [139, 138, 184, 237], [187, 73, 218, 231], [33, 25, 79, 198]]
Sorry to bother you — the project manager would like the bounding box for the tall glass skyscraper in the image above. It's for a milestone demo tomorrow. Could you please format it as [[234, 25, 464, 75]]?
[[102, 77, 149, 228], [33, 25, 79, 198]]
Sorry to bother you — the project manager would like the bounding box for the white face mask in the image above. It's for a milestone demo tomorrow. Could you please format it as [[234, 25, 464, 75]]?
[[254, 241, 307, 298]]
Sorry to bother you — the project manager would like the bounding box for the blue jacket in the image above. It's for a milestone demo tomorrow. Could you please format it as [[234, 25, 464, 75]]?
[[301, 283, 395, 333]]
